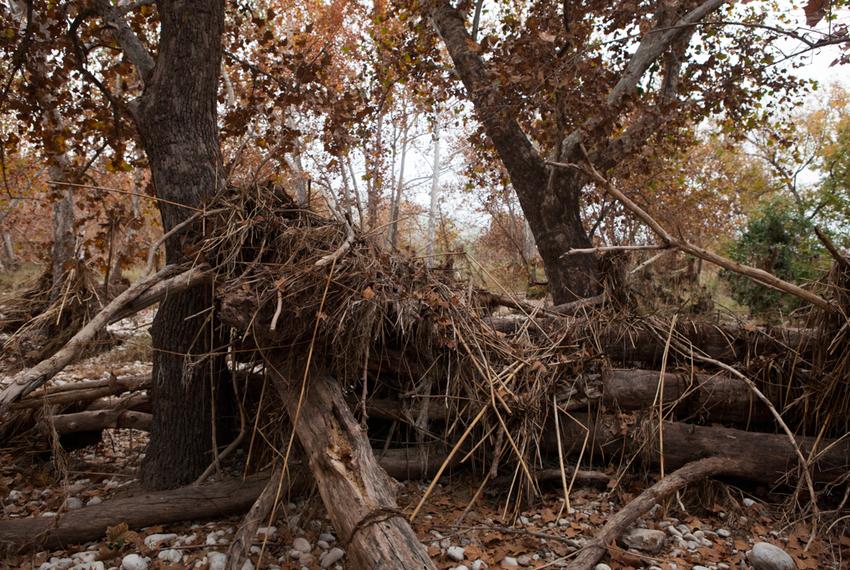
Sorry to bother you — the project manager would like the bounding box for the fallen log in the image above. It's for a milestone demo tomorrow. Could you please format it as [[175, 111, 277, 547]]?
[[271, 369, 436, 569], [50, 409, 152, 434], [0, 264, 204, 417], [567, 457, 742, 570], [14, 375, 150, 410], [551, 413, 850, 485], [0, 447, 447, 552], [601, 369, 773, 425]]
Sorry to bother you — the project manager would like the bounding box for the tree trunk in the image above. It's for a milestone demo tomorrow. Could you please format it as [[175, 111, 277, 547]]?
[[133, 0, 230, 490], [270, 369, 436, 569], [388, 111, 410, 251], [427, 0, 599, 302], [426, 119, 440, 268]]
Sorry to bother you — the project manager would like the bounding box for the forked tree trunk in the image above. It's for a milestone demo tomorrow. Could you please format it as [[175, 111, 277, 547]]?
[[133, 0, 230, 490]]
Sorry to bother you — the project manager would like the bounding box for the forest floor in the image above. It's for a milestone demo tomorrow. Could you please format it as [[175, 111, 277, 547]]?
[[2, 310, 846, 570]]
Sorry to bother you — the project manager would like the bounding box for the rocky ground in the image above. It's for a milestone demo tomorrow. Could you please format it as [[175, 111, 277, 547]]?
[[1, 314, 846, 569]]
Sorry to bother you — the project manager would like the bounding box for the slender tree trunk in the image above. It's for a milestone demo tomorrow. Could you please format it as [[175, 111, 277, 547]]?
[[426, 120, 440, 268], [49, 179, 76, 296], [366, 111, 385, 231], [134, 0, 230, 490], [388, 112, 409, 251]]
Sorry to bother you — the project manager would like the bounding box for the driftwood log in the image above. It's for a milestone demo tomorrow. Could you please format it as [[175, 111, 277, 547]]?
[[551, 413, 850, 485], [270, 368, 436, 569], [567, 457, 743, 570], [0, 447, 447, 552]]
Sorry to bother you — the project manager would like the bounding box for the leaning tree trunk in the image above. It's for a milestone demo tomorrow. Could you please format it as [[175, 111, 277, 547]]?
[[133, 0, 230, 490], [427, 0, 599, 302]]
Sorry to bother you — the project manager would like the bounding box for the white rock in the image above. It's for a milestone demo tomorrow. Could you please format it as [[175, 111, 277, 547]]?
[[289, 549, 302, 559], [144, 533, 177, 548], [299, 554, 315, 566], [71, 562, 105, 570], [41, 511, 57, 517], [157, 550, 182, 564], [593, 565, 613, 570], [207, 552, 227, 570], [516, 554, 532, 566], [65, 497, 84, 510], [86, 496, 103, 506], [318, 532, 336, 543], [241, 561, 254, 570], [620, 528, 667, 554], [320, 547, 345, 568], [256, 526, 277, 539], [747, 542, 796, 570], [447, 546, 466, 562], [205, 532, 219, 546], [451, 566, 469, 570], [743, 498, 756, 507], [500, 557, 519, 568], [692, 566, 710, 570], [471, 560, 488, 570], [317, 540, 330, 550], [717, 528, 731, 538], [293, 537, 312, 553], [73, 552, 99, 563], [7, 490, 23, 501], [120, 554, 149, 570]]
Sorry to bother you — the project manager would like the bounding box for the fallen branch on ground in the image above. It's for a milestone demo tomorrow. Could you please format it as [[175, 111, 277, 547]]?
[[0, 264, 208, 418], [567, 457, 742, 570]]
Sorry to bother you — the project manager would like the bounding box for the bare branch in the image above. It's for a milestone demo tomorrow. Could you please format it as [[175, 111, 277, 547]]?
[[93, 0, 155, 85]]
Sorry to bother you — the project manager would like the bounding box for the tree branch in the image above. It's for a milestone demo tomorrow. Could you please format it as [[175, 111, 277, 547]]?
[[93, 0, 155, 85]]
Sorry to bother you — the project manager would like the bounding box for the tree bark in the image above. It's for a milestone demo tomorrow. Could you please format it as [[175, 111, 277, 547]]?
[[426, 0, 598, 301], [270, 369, 436, 569], [550, 412, 850, 485], [133, 0, 230, 490], [426, 119, 440, 268]]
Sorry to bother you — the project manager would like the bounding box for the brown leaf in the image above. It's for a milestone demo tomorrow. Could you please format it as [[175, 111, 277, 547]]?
[[362, 286, 375, 300], [804, 0, 827, 27]]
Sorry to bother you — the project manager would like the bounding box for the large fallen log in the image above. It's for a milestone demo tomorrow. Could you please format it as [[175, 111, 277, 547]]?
[[551, 413, 850, 485], [601, 369, 773, 425], [0, 447, 447, 552], [270, 368, 436, 569]]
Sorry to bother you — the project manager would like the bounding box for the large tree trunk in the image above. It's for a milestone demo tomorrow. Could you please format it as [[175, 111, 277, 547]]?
[[133, 0, 230, 490], [427, 0, 598, 301]]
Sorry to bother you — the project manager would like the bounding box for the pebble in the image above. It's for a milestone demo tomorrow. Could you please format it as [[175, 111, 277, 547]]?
[[86, 496, 102, 506], [293, 537, 312, 553], [143, 533, 177, 548], [299, 554, 315, 566], [747, 542, 796, 570], [717, 528, 731, 538], [451, 567, 469, 570], [317, 539, 330, 549], [241, 561, 255, 570], [120, 554, 149, 570], [447, 546, 466, 562], [319, 532, 336, 543], [500, 557, 519, 568], [157, 549, 182, 564], [256, 526, 277, 539], [471, 560, 488, 570], [320, 547, 345, 568], [289, 549, 302, 559], [667, 526, 683, 537], [593, 565, 612, 570], [743, 498, 756, 507], [692, 566, 710, 570], [65, 497, 83, 510], [620, 528, 667, 553], [207, 552, 227, 570], [516, 554, 531, 566]]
